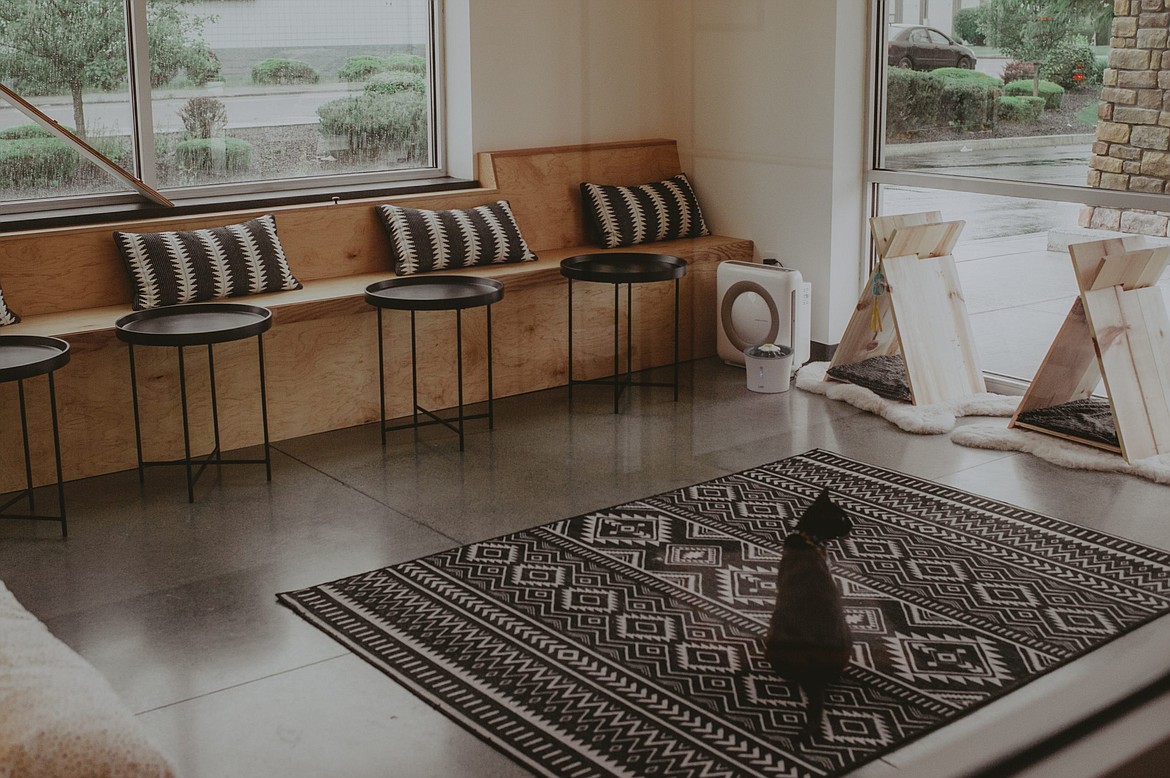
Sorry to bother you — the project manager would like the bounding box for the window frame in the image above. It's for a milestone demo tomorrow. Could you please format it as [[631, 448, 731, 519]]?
[[867, 1, 1170, 222], [0, 0, 448, 221]]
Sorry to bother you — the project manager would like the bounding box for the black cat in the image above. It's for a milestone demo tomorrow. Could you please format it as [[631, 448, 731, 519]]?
[[765, 487, 854, 742]]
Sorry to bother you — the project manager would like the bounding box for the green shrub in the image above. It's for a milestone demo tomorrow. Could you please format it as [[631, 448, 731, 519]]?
[[1042, 37, 1100, 89], [933, 67, 1002, 87], [317, 90, 427, 160], [954, 7, 986, 45], [997, 95, 1044, 123], [382, 53, 426, 74], [175, 137, 252, 174], [939, 80, 999, 131], [0, 137, 79, 187], [251, 58, 319, 85], [1004, 79, 1064, 109], [363, 70, 425, 96], [886, 68, 946, 135], [338, 56, 388, 82], [0, 124, 62, 140]]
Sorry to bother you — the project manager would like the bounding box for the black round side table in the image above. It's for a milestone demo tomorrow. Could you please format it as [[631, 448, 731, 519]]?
[[560, 253, 687, 413], [365, 276, 503, 451], [0, 335, 70, 537], [115, 302, 273, 503]]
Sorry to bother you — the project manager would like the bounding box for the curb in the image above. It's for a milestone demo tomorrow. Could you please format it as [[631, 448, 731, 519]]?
[[886, 133, 1095, 157]]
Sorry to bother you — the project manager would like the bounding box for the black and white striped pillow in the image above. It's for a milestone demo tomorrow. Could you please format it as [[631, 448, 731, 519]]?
[[0, 285, 19, 326], [580, 173, 711, 249], [377, 200, 538, 276], [114, 215, 301, 310]]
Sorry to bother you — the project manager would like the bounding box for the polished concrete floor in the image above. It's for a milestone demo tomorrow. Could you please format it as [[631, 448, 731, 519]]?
[[2, 357, 1169, 777]]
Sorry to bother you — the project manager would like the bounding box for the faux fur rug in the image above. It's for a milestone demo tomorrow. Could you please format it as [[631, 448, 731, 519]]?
[[952, 422, 1170, 484], [795, 362, 1020, 434]]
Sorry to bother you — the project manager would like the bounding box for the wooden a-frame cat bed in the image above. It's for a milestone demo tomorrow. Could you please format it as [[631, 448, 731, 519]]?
[[827, 211, 986, 405], [1010, 237, 1170, 462]]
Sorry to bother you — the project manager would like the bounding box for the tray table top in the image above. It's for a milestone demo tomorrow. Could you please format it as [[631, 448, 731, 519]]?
[[559, 253, 687, 284], [365, 276, 504, 311], [115, 302, 272, 347], [0, 335, 71, 382]]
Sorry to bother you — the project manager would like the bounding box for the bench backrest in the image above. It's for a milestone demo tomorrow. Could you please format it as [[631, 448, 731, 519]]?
[[0, 139, 684, 318]]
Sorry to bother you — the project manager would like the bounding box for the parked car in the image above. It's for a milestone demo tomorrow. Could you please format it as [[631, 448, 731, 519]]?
[[888, 24, 977, 71]]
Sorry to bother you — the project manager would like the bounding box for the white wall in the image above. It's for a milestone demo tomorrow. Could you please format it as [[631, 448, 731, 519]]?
[[446, 0, 869, 346], [687, 0, 868, 344]]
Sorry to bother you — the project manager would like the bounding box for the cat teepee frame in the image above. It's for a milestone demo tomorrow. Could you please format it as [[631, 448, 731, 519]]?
[[827, 211, 985, 405], [1010, 237, 1170, 462]]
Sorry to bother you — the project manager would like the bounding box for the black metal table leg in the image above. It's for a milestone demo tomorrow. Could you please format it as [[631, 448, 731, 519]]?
[[487, 304, 495, 430], [257, 334, 271, 482], [17, 379, 33, 511], [128, 344, 145, 483], [48, 371, 67, 536], [410, 310, 419, 429], [177, 345, 195, 504], [377, 307, 386, 446], [674, 277, 680, 401], [456, 309, 465, 451], [567, 277, 574, 402], [613, 282, 620, 414], [207, 345, 222, 465]]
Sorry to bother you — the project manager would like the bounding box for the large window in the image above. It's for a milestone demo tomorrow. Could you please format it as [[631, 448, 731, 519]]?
[[870, 0, 1170, 383], [0, 0, 440, 213]]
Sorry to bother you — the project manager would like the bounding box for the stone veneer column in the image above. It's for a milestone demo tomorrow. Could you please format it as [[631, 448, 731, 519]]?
[[1081, 0, 1170, 236]]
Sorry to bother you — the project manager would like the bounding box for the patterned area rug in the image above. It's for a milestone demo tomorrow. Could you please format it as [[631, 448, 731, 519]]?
[[278, 449, 1170, 777]]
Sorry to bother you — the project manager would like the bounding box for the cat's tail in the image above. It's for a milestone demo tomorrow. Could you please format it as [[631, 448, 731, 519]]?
[[798, 684, 825, 743]]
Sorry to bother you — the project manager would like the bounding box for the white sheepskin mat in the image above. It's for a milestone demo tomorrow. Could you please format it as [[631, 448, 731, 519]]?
[[795, 361, 1020, 435], [951, 421, 1170, 484]]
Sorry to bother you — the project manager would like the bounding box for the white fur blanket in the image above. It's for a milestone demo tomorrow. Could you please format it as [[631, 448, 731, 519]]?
[[951, 422, 1170, 484], [795, 362, 1020, 435]]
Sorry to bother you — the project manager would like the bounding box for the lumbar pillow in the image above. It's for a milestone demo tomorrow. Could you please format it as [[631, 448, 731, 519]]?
[[377, 200, 538, 276], [580, 173, 711, 249], [114, 214, 302, 310], [0, 285, 19, 326], [0, 582, 177, 777]]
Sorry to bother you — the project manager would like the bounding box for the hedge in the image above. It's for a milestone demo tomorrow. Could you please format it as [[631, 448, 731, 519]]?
[[317, 90, 427, 160], [1003, 79, 1064, 110], [251, 59, 319, 85], [338, 53, 427, 81], [175, 137, 253, 174], [886, 68, 999, 135], [0, 137, 80, 188], [997, 95, 1045, 123], [363, 70, 426, 96]]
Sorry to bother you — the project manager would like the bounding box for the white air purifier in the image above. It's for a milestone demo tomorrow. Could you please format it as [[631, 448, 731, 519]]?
[[716, 260, 811, 369]]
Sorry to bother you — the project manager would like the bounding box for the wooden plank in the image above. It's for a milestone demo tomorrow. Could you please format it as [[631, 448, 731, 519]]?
[[1067, 236, 1149, 292], [1012, 298, 1101, 418], [883, 253, 984, 404], [869, 211, 941, 258], [882, 220, 965, 262], [1088, 247, 1170, 292], [1083, 285, 1170, 460], [827, 267, 899, 372]]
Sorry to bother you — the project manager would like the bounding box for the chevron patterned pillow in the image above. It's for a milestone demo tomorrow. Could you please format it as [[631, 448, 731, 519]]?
[[377, 200, 538, 276], [0, 285, 19, 326], [580, 173, 711, 249], [114, 214, 302, 311]]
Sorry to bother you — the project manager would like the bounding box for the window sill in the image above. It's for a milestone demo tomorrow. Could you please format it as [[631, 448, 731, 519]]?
[[0, 176, 480, 233]]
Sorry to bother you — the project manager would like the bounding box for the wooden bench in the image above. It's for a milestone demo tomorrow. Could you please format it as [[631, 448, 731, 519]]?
[[0, 139, 754, 491]]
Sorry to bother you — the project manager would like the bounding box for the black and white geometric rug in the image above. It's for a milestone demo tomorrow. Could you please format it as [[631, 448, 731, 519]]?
[[277, 449, 1170, 777]]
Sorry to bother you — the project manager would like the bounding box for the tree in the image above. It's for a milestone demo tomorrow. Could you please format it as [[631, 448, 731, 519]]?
[[0, 0, 213, 139], [978, 0, 1081, 97]]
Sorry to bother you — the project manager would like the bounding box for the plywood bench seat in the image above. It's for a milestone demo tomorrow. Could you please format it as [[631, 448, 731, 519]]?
[[0, 139, 754, 492], [6, 236, 745, 342]]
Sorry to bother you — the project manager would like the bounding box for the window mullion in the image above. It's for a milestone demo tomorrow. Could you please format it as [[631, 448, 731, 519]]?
[[125, 0, 159, 189]]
